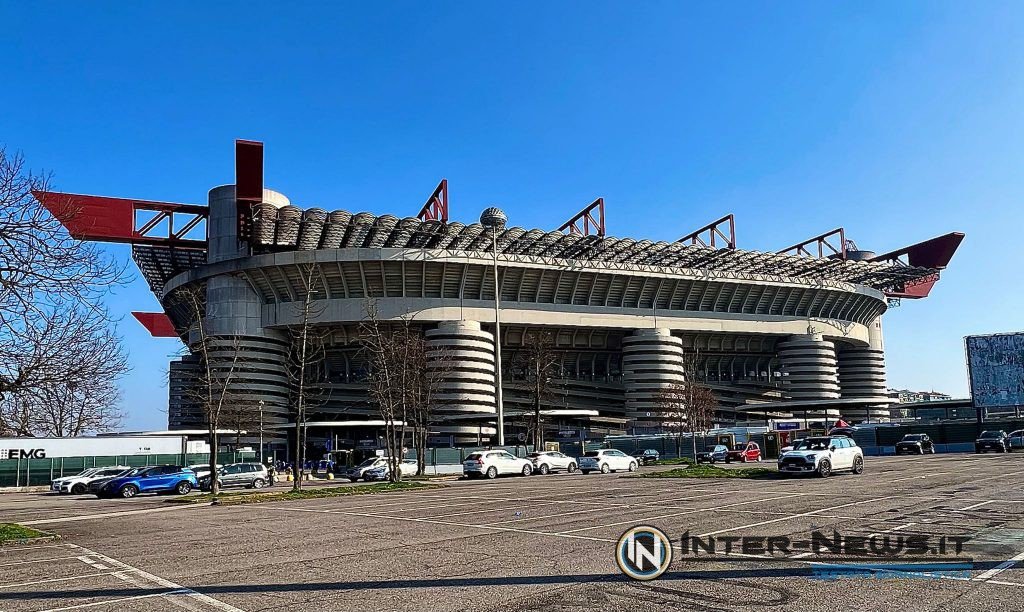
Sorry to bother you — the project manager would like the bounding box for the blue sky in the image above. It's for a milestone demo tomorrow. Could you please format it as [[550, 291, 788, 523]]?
[[3, 2, 1022, 430]]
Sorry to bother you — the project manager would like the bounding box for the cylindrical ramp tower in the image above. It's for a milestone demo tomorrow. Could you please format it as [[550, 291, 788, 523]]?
[[622, 329, 685, 430], [838, 316, 889, 421], [777, 334, 840, 400], [426, 321, 498, 417]]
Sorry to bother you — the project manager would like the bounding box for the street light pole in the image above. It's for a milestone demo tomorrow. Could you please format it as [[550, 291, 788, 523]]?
[[480, 207, 507, 447], [258, 400, 264, 465]]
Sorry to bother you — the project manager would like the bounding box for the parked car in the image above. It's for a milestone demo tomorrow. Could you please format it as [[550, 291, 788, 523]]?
[[51, 466, 130, 494], [527, 451, 578, 474], [777, 436, 864, 478], [976, 430, 1011, 453], [579, 449, 638, 474], [363, 459, 419, 481], [696, 445, 729, 464], [94, 465, 198, 498], [187, 464, 223, 481], [1010, 430, 1024, 450], [199, 463, 269, 491], [344, 456, 397, 482], [726, 442, 761, 463], [630, 449, 660, 465], [463, 450, 533, 479], [895, 434, 936, 455]]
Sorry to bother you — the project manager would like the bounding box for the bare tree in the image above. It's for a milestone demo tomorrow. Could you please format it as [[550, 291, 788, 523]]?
[[26, 378, 123, 437], [360, 302, 418, 483], [410, 331, 453, 476], [654, 351, 717, 459], [0, 148, 128, 401], [515, 329, 559, 449], [174, 285, 246, 498], [286, 264, 328, 490]]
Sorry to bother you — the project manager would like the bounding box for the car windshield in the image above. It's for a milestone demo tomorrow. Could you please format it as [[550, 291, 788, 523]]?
[[796, 438, 831, 451], [903, 435, 924, 441], [465, 453, 484, 461], [356, 458, 380, 467], [584, 451, 600, 457], [527, 453, 542, 458], [704, 446, 718, 452], [980, 431, 1003, 439], [74, 468, 100, 477]]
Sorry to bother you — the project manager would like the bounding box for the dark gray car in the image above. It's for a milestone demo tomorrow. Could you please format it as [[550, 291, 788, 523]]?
[[201, 463, 269, 490]]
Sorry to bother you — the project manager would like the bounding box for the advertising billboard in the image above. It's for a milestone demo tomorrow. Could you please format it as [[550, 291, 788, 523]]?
[[966, 332, 1024, 409]]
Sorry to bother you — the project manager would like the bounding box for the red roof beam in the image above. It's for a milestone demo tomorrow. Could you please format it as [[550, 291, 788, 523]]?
[[417, 179, 448, 222], [557, 197, 605, 237], [678, 214, 736, 249], [131, 312, 178, 338], [778, 228, 846, 259], [31, 191, 207, 249]]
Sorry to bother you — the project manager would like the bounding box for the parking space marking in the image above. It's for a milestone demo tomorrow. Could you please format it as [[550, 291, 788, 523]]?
[[558, 493, 804, 534], [974, 550, 1024, 582], [697, 496, 895, 537], [0, 570, 125, 589], [37, 590, 189, 611], [960, 500, 997, 511], [18, 504, 207, 526], [2, 555, 89, 567]]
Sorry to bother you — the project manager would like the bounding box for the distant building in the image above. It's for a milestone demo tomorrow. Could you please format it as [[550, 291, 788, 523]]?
[[888, 389, 953, 404]]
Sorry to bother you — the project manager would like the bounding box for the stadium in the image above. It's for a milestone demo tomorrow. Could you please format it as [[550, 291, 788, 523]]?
[[35, 140, 964, 451]]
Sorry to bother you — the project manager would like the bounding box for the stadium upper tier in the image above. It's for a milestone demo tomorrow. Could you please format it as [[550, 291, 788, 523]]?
[[132, 203, 940, 298]]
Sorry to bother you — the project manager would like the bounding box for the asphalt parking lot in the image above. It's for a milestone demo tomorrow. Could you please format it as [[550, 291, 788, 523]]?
[[3, 453, 1024, 611]]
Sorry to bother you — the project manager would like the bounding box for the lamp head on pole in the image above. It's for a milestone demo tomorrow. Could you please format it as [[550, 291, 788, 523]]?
[[479, 207, 507, 230]]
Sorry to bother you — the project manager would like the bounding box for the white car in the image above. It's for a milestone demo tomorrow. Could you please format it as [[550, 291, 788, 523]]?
[[578, 449, 638, 474], [51, 466, 130, 494], [778, 436, 864, 478], [363, 459, 419, 481], [527, 451, 578, 475], [463, 450, 533, 479], [187, 464, 223, 481], [345, 456, 395, 482]]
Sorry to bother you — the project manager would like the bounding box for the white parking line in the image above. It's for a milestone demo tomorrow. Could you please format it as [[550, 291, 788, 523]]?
[[1, 555, 89, 567], [698, 496, 895, 537], [36, 590, 189, 611], [960, 500, 997, 511], [559, 493, 803, 534], [975, 550, 1024, 581], [18, 504, 207, 526]]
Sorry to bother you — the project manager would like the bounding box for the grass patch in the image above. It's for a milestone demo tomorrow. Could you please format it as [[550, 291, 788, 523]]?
[[655, 457, 695, 466], [639, 464, 776, 479], [167, 481, 436, 506], [0, 523, 49, 543]]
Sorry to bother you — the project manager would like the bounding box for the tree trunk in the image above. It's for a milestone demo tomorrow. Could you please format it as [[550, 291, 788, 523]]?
[[209, 429, 220, 496]]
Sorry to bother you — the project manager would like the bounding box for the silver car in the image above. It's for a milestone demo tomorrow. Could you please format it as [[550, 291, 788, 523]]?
[[202, 463, 269, 490], [527, 451, 578, 475]]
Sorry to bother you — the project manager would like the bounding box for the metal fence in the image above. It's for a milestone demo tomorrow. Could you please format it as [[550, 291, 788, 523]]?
[[0, 452, 255, 488]]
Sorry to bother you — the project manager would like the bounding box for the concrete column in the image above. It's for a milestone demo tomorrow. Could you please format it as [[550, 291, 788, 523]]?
[[621, 328, 685, 430], [777, 334, 840, 399], [838, 316, 889, 421], [196, 186, 293, 428], [426, 321, 498, 417]]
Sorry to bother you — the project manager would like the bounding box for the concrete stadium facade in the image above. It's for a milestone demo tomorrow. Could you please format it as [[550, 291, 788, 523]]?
[[37, 141, 961, 450], [143, 183, 944, 448]]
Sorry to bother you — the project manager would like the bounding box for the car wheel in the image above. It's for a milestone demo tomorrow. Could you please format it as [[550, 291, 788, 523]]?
[[600, 463, 610, 474], [537, 463, 549, 475], [175, 481, 192, 495], [741, 455, 748, 463], [918, 447, 924, 455], [568, 462, 578, 473], [521, 464, 533, 477], [119, 484, 139, 498], [852, 456, 864, 475], [756, 456, 761, 462], [349, 477, 359, 483], [486, 467, 498, 479], [725, 458, 732, 464], [816, 460, 832, 478], [252, 478, 266, 489], [628, 461, 638, 472], [930, 447, 936, 454], [71, 483, 86, 495]]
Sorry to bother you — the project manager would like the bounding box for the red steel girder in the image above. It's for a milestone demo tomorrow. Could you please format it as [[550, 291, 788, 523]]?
[[417, 179, 448, 222], [235, 139, 264, 240], [131, 312, 178, 338], [778, 228, 847, 259], [678, 214, 736, 249], [32, 191, 207, 249], [557, 198, 605, 237], [871, 232, 965, 299]]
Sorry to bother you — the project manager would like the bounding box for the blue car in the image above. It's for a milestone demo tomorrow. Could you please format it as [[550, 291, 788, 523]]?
[[94, 465, 198, 499]]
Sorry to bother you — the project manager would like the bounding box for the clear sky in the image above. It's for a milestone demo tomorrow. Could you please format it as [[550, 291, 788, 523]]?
[[2, 2, 1022, 430]]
